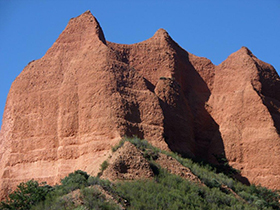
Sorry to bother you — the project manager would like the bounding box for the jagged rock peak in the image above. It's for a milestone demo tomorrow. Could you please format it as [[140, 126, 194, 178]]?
[[151, 28, 174, 44], [226, 46, 258, 62], [236, 46, 255, 57], [67, 10, 106, 44], [153, 28, 170, 38], [218, 46, 259, 71]]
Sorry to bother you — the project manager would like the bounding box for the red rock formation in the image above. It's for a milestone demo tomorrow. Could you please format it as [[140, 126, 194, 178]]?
[[206, 47, 280, 189], [0, 11, 279, 198], [0, 11, 168, 198]]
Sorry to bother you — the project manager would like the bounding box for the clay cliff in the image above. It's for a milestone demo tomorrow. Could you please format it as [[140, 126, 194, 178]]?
[[0, 11, 279, 198]]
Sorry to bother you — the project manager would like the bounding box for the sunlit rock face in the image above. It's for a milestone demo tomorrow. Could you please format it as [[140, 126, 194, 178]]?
[[0, 11, 279, 199]]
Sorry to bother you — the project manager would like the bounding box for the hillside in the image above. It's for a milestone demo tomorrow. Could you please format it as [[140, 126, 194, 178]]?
[[1, 138, 279, 210]]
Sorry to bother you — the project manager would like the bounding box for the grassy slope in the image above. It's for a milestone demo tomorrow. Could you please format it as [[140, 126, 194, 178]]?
[[1, 137, 279, 210]]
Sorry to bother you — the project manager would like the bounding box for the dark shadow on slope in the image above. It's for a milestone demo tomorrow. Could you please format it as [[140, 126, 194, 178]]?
[[155, 78, 196, 158], [169, 40, 225, 162], [143, 77, 155, 92], [115, 66, 145, 140], [157, 40, 250, 184], [155, 84, 250, 183], [109, 36, 250, 185], [253, 62, 280, 135], [262, 96, 280, 135], [123, 101, 144, 140]]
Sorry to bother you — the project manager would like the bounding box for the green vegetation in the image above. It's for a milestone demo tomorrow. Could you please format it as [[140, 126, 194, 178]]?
[[1, 137, 279, 210], [114, 137, 280, 209], [100, 160, 109, 172], [32, 171, 119, 210], [0, 180, 52, 210], [116, 170, 241, 209]]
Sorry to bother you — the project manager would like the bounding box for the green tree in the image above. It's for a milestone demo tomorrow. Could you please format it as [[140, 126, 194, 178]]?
[[0, 180, 52, 210], [59, 170, 90, 193]]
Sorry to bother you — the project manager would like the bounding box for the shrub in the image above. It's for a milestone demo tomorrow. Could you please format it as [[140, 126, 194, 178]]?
[[114, 136, 161, 154], [143, 149, 159, 160], [111, 139, 126, 152], [100, 160, 109, 172], [80, 187, 120, 210], [0, 180, 52, 210], [128, 137, 150, 151], [112, 138, 280, 209], [59, 170, 90, 193], [3, 139, 280, 210]]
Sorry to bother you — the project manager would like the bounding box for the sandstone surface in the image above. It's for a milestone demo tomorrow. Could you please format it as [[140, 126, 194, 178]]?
[[206, 47, 280, 189], [0, 11, 279, 198]]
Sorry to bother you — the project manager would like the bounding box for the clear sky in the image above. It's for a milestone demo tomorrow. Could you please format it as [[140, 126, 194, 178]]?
[[0, 0, 279, 127]]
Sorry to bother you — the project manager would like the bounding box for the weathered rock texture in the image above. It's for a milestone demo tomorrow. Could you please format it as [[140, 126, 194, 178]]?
[[0, 11, 279, 198], [206, 47, 280, 189], [101, 142, 153, 180]]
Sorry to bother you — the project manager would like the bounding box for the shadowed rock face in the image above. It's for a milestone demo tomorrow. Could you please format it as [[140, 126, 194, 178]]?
[[0, 11, 279, 198], [207, 47, 280, 189]]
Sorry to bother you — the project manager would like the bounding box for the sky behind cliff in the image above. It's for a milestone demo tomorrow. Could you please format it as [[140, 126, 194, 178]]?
[[0, 1, 279, 127]]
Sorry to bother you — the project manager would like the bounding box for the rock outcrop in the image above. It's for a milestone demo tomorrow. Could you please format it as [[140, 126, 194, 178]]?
[[206, 47, 280, 189], [101, 141, 202, 184], [101, 141, 154, 180], [0, 11, 279, 198]]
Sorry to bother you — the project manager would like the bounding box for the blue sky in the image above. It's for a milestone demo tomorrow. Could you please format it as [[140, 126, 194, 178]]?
[[0, 1, 279, 127]]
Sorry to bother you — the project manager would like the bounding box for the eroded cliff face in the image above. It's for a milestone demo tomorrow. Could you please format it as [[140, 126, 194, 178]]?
[[0, 11, 279, 198], [206, 47, 280, 189]]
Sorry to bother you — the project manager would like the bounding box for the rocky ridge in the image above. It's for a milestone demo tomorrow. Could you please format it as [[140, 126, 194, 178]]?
[[0, 11, 279, 198]]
